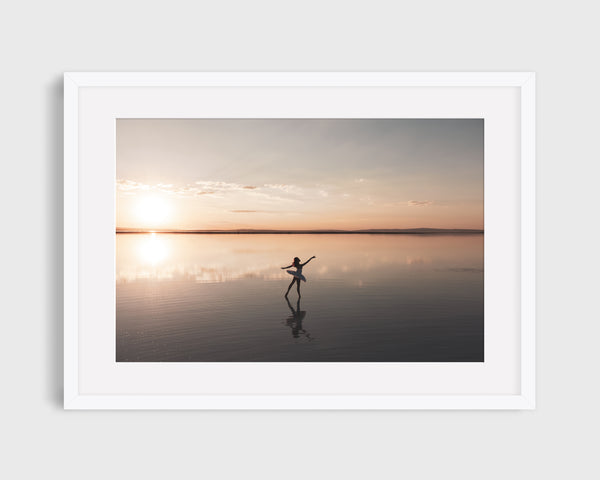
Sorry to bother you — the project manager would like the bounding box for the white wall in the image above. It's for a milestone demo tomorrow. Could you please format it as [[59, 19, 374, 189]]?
[[2, 1, 598, 479]]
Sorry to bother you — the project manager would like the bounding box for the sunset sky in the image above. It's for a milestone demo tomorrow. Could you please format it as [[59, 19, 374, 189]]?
[[116, 119, 483, 230]]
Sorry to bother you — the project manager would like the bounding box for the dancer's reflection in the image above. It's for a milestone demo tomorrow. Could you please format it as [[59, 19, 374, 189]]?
[[284, 297, 313, 341]]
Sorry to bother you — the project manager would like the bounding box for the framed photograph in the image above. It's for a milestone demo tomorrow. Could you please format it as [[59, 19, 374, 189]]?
[[64, 72, 535, 409]]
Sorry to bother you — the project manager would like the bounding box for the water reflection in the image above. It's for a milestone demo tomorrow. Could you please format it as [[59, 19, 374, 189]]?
[[138, 232, 170, 265], [117, 233, 484, 361], [117, 233, 484, 285], [284, 297, 313, 341]]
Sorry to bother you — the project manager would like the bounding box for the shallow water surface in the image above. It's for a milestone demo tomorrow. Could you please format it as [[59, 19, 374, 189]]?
[[116, 234, 483, 362]]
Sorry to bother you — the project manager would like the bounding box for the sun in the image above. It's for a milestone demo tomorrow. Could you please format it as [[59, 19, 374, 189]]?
[[135, 195, 171, 227]]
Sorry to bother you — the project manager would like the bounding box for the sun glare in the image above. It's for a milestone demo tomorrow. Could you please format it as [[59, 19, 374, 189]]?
[[138, 233, 169, 264], [135, 195, 170, 226]]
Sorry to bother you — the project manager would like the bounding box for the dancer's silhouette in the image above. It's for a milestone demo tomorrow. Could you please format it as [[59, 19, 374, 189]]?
[[281, 256, 316, 298]]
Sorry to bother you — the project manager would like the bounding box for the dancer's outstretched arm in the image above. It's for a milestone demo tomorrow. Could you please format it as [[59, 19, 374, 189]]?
[[281, 264, 293, 269], [300, 256, 316, 267]]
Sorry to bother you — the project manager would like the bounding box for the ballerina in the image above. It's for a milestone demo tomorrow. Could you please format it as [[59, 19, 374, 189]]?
[[281, 256, 316, 298]]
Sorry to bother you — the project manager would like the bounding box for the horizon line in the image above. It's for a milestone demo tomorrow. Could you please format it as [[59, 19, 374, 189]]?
[[116, 227, 484, 234]]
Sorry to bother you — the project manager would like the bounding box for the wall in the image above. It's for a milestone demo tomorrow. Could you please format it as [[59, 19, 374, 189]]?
[[1, 1, 598, 479]]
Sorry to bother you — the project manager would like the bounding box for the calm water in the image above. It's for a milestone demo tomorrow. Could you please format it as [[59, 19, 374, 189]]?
[[116, 234, 483, 362]]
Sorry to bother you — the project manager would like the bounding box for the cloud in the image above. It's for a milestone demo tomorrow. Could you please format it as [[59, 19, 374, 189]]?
[[264, 183, 302, 194], [117, 178, 306, 204], [116, 179, 150, 191], [195, 180, 256, 192], [229, 209, 296, 215], [254, 183, 307, 202], [173, 185, 222, 198], [408, 200, 434, 207], [355, 178, 366, 183], [264, 183, 334, 201], [117, 178, 262, 198], [247, 191, 297, 203]]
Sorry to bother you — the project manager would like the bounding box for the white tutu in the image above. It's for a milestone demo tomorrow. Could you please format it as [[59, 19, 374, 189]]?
[[286, 270, 307, 282]]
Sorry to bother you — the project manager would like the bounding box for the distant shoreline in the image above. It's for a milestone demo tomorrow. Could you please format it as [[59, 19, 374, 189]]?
[[116, 228, 484, 235]]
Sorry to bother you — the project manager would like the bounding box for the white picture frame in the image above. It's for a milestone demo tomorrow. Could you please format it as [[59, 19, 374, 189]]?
[[64, 72, 535, 410]]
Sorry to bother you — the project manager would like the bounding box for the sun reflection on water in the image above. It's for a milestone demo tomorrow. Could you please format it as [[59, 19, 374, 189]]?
[[117, 233, 483, 285], [138, 233, 170, 265]]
